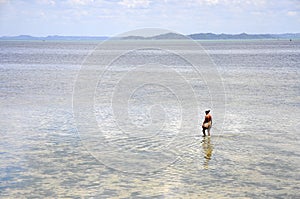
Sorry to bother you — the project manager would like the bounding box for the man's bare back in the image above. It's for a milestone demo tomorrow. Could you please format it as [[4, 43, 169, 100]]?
[[204, 114, 212, 123]]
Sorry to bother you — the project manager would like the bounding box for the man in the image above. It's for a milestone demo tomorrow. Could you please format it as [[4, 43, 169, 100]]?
[[202, 109, 212, 137]]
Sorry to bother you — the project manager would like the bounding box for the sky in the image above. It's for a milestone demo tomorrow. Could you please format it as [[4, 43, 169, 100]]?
[[0, 0, 299, 36]]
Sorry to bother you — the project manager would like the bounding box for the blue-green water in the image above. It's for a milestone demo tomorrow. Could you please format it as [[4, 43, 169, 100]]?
[[0, 40, 299, 198]]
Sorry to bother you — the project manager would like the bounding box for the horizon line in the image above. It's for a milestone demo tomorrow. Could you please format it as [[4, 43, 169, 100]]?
[[1, 32, 300, 38]]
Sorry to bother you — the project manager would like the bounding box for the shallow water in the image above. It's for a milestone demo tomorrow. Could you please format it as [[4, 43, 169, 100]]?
[[0, 40, 299, 198]]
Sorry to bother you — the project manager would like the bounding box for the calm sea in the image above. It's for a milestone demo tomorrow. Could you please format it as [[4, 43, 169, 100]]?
[[0, 40, 299, 198]]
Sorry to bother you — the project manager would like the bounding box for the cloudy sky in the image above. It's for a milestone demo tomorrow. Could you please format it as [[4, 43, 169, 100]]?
[[0, 0, 299, 36]]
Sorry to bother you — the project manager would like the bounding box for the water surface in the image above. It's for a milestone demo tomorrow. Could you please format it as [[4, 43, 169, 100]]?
[[0, 40, 299, 198]]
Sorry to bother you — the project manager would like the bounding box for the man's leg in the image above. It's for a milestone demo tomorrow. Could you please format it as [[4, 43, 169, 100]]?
[[202, 127, 206, 137]]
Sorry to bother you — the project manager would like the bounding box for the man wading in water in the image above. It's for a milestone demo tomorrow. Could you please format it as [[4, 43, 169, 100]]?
[[202, 109, 212, 137]]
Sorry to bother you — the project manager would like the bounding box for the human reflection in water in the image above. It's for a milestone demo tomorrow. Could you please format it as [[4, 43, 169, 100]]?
[[202, 137, 213, 169]]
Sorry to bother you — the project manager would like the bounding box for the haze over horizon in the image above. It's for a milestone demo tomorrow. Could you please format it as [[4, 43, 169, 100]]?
[[0, 0, 299, 37]]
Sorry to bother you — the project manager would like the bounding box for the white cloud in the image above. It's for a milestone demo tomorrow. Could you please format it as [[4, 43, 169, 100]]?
[[118, 0, 151, 8], [0, 0, 9, 4], [38, 0, 56, 5], [38, 11, 46, 17], [66, 0, 95, 6], [287, 11, 298, 16], [201, 0, 219, 5], [245, 0, 266, 6], [193, 0, 266, 6]]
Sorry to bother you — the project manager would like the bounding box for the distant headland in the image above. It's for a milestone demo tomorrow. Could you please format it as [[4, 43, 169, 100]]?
[[1, 33, 300, 41]]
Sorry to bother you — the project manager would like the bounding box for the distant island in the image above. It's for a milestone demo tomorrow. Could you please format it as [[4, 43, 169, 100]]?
[[1, 33, 300, 41], [120, 32, 300, 40], [0, 35, 109, 41]]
